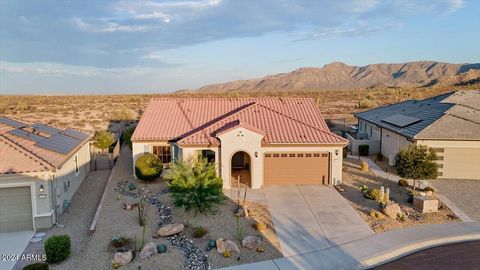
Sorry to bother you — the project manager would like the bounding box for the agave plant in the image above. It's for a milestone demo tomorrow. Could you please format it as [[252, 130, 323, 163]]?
[[165, 157, 225, 214]]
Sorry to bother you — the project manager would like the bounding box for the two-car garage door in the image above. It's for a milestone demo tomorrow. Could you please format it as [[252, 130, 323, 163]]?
[[0, 186, 33, 232], [264, 152, 330, 186]]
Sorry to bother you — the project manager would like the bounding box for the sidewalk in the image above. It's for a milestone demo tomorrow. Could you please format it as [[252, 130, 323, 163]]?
[[220, 222, 480, 270], [348, 155, 474, 222]]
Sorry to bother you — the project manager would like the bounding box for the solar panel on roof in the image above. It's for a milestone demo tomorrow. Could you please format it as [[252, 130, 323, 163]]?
[[0, 117, 26, 128], [7, 128, 46, 142], [35, 133, 82, 154], [382, 114, 422, 128], [62, 128, 89, 140], [31, 123, 61, 135]]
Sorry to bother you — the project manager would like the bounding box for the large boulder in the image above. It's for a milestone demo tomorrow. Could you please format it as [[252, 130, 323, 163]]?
[[241, 236, 262, 250], [216, 238, 240, 254], [140, 242, 157, 259], [157, 223, 184, 237], [382, 202, 401, 218], [112, 251, 132, 266]]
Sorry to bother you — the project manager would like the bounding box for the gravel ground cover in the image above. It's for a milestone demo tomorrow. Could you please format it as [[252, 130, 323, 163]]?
[[13, 170, 111, 270], [52, 146, 281, 270], [432, 179, 480, 222], [340, 158, 459, 233]]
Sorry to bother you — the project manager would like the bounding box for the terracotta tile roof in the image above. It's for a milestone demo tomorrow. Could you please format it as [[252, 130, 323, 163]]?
[[133, 98, 346, 145], [0, 117, 90, 174]]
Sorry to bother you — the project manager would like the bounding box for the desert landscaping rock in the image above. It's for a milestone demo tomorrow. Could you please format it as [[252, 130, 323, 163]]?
[[242, 236, 262, 250], [383, 202, 402, 218], [216, 238, 240, 254], [157, 223, 184, 237], [140, 242, 157, 259], [112, 251, 133, 266]]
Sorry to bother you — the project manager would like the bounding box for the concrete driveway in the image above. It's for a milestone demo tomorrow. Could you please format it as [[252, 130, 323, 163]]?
[[264, 185, 373, 257], [431, 179, 480, 221], [0, 231, 34, 270]]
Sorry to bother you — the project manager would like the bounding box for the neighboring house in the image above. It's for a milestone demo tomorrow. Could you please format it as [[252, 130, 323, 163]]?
[[132, 98, 348, 189], [351, 90, 480, 180], [0, 117, 90, 232]]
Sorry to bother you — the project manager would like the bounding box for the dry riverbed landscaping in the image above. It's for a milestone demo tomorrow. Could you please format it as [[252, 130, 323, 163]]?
[[339, 158, 459, 233], [42, 147, 281, 270]]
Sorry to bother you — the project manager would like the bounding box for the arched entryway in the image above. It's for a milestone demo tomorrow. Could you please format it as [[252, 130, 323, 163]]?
[[231, 151, 251, 187]]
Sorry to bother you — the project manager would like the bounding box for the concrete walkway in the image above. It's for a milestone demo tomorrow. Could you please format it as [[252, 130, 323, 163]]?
[[350, 155, 474, 222], [263, 185, 373, 257], [0, 231, 34, 270], [220, 222, 480, 270]]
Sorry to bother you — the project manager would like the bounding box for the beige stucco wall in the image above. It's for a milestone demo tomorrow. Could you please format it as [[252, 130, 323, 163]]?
[[54, 142, 91, 215], [217, 127, 264, 188], [358, 119, 381, 140], [217, 127, 345, 188], [381, 128, 412, 162], [0, 173, 53, 230], [179, 146, 221, 176], [416, 140, 480, 180], [0, 142, 90, 230], [132, 141, 171, 176]]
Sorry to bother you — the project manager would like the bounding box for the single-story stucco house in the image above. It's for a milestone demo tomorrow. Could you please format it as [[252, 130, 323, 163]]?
[[351, 90, 480, 180], [0, 117, 91, 232], [132, 98, 348, 188]]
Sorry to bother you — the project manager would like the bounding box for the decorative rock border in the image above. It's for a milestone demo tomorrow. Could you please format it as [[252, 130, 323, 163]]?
[[115, 181, 210, 270]]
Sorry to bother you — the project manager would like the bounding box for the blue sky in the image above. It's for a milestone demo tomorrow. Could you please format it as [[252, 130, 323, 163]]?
[[1, 0, 479, 94]]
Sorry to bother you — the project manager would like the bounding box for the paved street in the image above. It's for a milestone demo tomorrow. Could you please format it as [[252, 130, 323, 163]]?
[[432, 179, 480, 221], [263, 185, 373, 257], [372, 240, 480, 270]]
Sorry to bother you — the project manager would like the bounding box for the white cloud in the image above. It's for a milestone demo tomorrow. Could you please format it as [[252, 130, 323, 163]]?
[[141, 51, 164, 60], [0, 61, 171, 77], [72, 17, 151, 33]]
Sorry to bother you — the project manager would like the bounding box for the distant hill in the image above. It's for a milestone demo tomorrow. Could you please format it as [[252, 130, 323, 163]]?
[[193, 61, 480, 92]]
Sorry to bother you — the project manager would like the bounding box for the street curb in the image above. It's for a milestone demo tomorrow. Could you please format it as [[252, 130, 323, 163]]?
[[360, 231, 480, 269]]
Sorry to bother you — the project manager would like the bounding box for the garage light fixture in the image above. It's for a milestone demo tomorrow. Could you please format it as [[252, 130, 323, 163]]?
[[39, 184, 45, 193], [335, 150, 339, 156], [255, 151, 258, 158]]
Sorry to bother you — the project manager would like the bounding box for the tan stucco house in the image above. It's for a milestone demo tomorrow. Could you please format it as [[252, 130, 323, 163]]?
[[132, 98, 348, 189], [0, 117, 90, 232], [352, 90, 480, 180]]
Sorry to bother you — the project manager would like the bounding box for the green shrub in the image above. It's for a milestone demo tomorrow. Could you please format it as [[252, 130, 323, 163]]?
[[122, 126, 136, 149], [166, 157, 225, 213], [364, 188, 382, 201], [358, 144, 369, 156], [193, 226, 208, 238], [135, 153, 163, 181], [93, 130, 116, 153], [358, 98, 378, 109], [44, 235, 71, 263], [111, 236, 129, 248], [398, 179, 409, 187], [110, 109, 135, 122], [359, 184, 369, 193], [22, 263, 49, 270]]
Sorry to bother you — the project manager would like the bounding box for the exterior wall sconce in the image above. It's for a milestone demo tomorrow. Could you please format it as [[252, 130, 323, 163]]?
[[39, 184, 45, 193], [335, 150, 339, 156], [255, 151, 258, 158]]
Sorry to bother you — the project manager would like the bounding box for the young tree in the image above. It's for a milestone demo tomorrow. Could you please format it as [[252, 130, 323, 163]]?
[[166, 157, 225, 213], [122, 126, 136, 149], [395, 144, 439, 190], [93, 130, 116, 153]]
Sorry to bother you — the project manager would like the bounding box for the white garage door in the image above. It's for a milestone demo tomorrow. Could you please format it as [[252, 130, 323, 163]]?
[[0, 186, 33, 232], [441, 147, 480, 179]]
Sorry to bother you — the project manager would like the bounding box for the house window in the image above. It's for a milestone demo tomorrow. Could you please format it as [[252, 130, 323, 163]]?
[[74, 154, 79, 176], [152, 146, 172, 163], [200, 150, 215, 163]]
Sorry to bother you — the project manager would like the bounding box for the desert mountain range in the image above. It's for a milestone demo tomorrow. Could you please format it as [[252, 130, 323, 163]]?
[[192, 61, 480, 92]]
